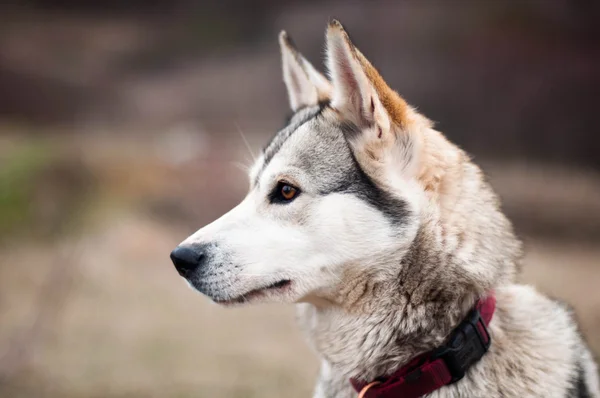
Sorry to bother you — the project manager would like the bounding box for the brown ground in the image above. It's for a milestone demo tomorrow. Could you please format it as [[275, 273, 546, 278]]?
[[0, 134, 599, 398]]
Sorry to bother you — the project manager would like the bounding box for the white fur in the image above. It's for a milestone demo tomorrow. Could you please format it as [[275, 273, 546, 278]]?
[[175, 21, 600, 398], [280, 31, 332, 111], [182, 119, 413, 304]]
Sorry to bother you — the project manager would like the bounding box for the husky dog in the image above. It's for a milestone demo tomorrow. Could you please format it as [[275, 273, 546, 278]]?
[[170, 21, 599, 398]]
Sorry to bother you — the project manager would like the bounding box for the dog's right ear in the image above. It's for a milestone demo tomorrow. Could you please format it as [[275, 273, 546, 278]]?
[[279, 31, 332, 112]]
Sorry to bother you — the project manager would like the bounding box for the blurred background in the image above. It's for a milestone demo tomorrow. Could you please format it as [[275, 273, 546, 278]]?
[[0, 0, 599, 397]]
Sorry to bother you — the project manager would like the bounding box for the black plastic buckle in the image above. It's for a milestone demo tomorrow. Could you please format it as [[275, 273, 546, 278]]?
[[431, 308, 491, 383]]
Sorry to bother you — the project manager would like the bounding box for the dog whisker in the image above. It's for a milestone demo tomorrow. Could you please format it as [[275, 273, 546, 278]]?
[[234, 122, 256, 162]]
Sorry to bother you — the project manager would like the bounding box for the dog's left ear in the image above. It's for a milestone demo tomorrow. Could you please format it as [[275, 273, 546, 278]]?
[[280, 31, 332, 112], [326, 20, 409, 136]]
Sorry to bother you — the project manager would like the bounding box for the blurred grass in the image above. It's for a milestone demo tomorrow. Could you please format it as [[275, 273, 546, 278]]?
[[0, 134, 99, 243], [0, 141, 52, 238]]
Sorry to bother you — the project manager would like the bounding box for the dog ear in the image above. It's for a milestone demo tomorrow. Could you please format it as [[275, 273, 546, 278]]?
[[326, 20, 411, 136], [279, 31, 332, 112], [326, 20, 429, 181]]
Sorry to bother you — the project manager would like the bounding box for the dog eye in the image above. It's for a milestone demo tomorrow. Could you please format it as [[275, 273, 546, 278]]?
[[281, 184, 297, 200], [270, 182, 300, 204]]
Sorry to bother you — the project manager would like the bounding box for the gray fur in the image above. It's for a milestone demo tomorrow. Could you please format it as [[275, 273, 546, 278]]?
[[261, 105, 326, 174], [254, 106, 409, 225]]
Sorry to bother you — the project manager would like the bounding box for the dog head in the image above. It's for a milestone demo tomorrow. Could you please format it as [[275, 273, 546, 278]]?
[[171, 21, 518, 307]]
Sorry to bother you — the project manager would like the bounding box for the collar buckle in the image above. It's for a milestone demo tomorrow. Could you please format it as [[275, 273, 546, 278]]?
[[432, 307, 491, 383]]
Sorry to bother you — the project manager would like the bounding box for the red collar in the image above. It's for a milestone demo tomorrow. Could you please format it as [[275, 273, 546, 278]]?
[[351, 293, 496, 398]]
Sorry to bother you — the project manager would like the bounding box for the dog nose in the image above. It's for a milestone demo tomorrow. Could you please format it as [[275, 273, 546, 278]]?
[[170, 246, 204, 277]]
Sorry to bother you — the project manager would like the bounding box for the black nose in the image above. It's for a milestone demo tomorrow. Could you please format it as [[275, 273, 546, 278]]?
[[170, 246, 204, 277]]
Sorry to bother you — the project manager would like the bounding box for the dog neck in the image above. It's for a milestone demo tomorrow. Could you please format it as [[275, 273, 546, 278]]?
[[299, 233, 483, 382], [298, 164, 520, 381]]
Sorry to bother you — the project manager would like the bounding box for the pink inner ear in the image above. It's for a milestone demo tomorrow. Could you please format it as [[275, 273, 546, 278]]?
[[335, 45, 365, 117], [336, 46, 359, 95]]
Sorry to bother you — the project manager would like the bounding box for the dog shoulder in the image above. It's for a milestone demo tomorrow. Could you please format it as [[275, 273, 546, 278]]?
[[494, 285, 599, 397]]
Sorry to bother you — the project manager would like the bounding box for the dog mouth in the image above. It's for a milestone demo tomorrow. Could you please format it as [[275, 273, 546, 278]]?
[[213, 279, 292, 305]]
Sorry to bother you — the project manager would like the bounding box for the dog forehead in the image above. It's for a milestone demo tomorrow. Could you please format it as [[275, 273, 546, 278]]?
[[252, 107, 355, 187], [261, 117, 355, 189], [249, 106, 322, 184]]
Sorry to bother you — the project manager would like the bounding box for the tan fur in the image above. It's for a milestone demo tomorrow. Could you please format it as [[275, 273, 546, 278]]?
[[300, 21, 599, 398], [328, 20, 410, 128], [355, 49, 409, 128], [326, 20, 465, 208]]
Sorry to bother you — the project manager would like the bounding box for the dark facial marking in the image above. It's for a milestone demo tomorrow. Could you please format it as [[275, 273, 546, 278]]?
[[339, 120, 361, 141], [296, 118, 409, 225], [321, 136, 409, 225], [261, 105, 408, 226], [568, 362, 591, 398]]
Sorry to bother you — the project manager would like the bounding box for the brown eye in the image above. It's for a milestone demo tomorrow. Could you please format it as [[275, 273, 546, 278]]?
[[281, 184, 297, 200], [270, 182, 300, 204]]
